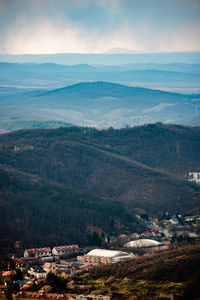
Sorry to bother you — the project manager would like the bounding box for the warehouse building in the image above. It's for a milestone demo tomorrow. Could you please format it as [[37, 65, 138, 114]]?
[[124, 239, 162, 248], [78, 249, 135, 265]]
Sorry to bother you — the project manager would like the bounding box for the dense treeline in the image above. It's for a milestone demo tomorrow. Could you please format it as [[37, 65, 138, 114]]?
[[0, 165, 141, 248], [0, 124, 200, 247], [1, 123, 200, 177]]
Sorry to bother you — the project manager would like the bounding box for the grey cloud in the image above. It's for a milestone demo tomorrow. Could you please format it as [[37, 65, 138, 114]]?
[[0, 0, 199, 54]]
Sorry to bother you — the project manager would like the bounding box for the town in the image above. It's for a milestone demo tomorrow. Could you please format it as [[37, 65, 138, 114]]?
[[1, 212, 200, 299]]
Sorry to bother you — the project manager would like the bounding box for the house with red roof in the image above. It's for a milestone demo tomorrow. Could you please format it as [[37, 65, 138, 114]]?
[[15, 291, 76, 299], [24, 247, 51, 258], [141, 230, 153, 238], [0, 270, 16, 280], [52, 245, 79, 256]]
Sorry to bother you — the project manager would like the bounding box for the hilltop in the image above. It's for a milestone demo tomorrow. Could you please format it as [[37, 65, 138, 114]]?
[[0, 72, 199, 127]]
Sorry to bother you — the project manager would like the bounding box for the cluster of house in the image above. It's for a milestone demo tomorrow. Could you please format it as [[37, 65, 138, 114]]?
[[24, 244, 80, 259], [158, 214, 200, 239], [26, 260, 90, 280], [1, 211, 199, 299], [15, 291, 76, 299], [109, 213, 200, 249], [0, 266, 110, 299], [14, 247, 137, 280], [0, 269, 17, 298], [110, 226, 163, 247], [0, 237, 180, 300], [11, 244, 81, 280], [14, 291, 110, 299], [10, 211, 199, 286]]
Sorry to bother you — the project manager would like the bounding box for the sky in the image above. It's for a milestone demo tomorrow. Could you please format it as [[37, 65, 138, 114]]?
[[0, 0, 200, 54]]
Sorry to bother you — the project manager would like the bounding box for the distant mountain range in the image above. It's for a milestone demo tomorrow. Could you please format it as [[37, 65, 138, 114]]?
[[1, 61, 200, 91], [1, 52, 200, 64], [0, 60, 200, 130], [0, 124, 200, 248], [0, 120, 72, 133], [103, 47, 144, 54]]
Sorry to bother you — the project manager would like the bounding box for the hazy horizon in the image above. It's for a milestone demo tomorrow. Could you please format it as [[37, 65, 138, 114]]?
[[0, 0, 200, 55], [1, 51, 200, 65]]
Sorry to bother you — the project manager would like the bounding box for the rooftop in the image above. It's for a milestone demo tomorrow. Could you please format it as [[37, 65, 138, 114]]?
[[86, 249, 132, 258], [125, 239, 162, 248]]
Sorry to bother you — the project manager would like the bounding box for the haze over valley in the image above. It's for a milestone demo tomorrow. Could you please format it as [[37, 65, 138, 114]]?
[[0, 58, 200, 131]]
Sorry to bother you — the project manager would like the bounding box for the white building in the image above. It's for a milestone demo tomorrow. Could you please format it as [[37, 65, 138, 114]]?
[[76, 295, 110, 300], [42, 262, 52, 273], [188, 172, 200, 184], [28, 267, 47, 279], [79, 249, 135, 265], [124, 239, 162, 248], [52, 244, 79, 256]]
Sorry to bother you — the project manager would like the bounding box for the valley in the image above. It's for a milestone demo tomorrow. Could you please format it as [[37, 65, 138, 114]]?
[[0, 61, 200, 130]]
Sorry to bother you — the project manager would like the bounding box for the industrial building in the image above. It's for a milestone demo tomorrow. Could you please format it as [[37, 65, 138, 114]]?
[[78, 249, 135, 265], [124, 239, 162, 248], [76, 295, 110, 300]]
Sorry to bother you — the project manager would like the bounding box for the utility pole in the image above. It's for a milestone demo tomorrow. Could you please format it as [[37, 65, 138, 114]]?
[[192, 99, 200, 117]]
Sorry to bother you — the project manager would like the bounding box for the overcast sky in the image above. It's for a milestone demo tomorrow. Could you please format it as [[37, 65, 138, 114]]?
[[0, 0, 200, 54]]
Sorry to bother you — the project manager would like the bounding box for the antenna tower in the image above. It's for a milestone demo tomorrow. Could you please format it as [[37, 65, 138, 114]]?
[[192, 98, 200, 117]]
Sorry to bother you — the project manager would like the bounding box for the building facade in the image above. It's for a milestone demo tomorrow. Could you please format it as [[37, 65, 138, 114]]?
[[76, 295, 110, 300], [24, 247, 51, 258], [188, 172, 200, 184], [79, 249, 135, 265], [52, 245, 79, 256]]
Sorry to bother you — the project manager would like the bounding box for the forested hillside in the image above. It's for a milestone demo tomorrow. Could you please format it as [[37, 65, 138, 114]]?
[[1, 123, 200, 177], [0, 164, 140, 248], [0, 124, 200, 248], [78, 123, 200, 177]]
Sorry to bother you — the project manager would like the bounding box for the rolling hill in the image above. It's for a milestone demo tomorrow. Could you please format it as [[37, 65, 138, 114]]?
[[0, 124, 200, 248], [0, 164, 140, 249], [0, 81, 198, 128], [1, 59, 200, 129]]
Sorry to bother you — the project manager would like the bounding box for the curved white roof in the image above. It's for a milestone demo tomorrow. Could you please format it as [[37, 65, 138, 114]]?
[[124, 239, 161, 248], [86, 249, 132, 258]]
